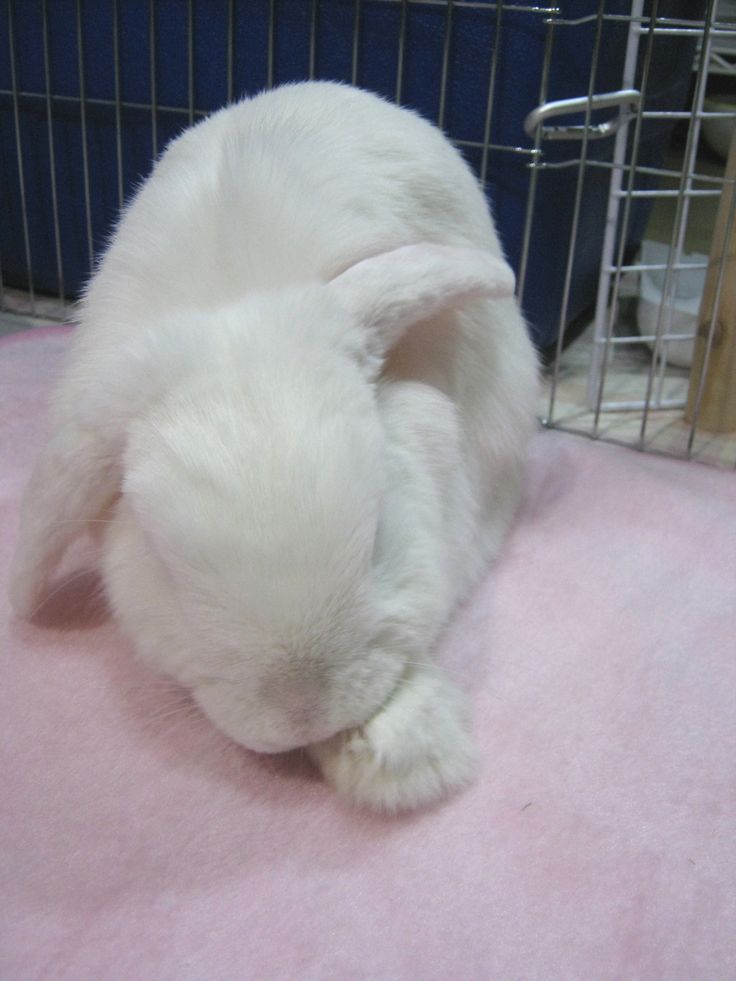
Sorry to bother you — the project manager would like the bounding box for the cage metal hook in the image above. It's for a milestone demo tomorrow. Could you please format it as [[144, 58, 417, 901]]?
[[524, 88, 641, 141]]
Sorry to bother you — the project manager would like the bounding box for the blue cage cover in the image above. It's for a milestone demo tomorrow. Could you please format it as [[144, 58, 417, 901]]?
[[0, 0, 702, 349]]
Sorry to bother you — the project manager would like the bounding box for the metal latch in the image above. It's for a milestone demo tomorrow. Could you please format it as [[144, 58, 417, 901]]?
[[523, 89, 641, 141]]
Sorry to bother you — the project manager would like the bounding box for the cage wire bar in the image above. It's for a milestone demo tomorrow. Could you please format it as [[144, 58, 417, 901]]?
[[540, 0, 736, 466], [1, 1, 735, 467]]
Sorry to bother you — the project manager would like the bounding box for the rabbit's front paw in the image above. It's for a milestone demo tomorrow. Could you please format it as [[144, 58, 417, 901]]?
[[310, 670, 477, 813]]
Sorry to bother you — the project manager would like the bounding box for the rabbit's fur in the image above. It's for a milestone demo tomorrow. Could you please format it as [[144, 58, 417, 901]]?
[[10, 82, 538, 813]]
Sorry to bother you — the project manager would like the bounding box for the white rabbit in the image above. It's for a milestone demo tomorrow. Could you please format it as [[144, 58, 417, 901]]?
[[10, 82, 538, 813]]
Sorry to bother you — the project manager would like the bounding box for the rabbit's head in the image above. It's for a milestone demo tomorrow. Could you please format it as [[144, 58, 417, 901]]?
[[117, 290, 398, 751], [12, 244, 515, 753]]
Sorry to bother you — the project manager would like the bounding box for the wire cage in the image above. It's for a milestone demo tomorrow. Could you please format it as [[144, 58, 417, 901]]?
[[1, 0, 735, 467]]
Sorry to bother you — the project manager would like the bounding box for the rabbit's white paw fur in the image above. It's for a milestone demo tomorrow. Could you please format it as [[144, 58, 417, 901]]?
[[309, 669, 477, 814]]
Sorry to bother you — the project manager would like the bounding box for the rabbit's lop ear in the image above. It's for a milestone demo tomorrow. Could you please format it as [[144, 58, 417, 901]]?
[[9, 418, 122, 617], [9, 329, 179, 618], [329, 243, 515, 369]]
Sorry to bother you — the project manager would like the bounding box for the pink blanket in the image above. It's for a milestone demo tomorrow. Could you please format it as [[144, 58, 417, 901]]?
[[2, 327, 735, 980]]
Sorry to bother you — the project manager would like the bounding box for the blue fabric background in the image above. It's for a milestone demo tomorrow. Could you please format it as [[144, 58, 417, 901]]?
[[0, 1, 702, 347]]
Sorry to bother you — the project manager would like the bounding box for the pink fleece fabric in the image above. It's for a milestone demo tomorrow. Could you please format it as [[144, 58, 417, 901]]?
[[1, 326, 735, 981]]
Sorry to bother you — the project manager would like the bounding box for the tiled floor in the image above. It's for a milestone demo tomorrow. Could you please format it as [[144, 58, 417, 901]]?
[[0, 288, 72, 337], [542, 320, 736, 468]]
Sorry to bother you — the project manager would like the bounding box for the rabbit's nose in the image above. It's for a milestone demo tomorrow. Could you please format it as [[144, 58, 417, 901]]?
[[285, 696, 335, 742], [287, 691, 346, 746], [288, 702, 318, 728], [261, 670, 325, 703], [259, 673, 331, 738]]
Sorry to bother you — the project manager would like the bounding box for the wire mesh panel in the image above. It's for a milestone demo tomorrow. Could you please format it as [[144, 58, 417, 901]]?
[[539, 0, 736, 467], [1, 0, 734, 466]]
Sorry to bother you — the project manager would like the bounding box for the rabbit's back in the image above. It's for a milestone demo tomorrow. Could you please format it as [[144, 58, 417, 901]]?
[[83, 82, 498, 330]]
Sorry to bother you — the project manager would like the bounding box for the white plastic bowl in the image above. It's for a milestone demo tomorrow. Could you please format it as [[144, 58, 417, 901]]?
[[702, 94, 736, 160], [636, 240, 706, 369]]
